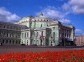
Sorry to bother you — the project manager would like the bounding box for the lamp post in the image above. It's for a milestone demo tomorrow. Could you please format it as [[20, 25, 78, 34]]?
[[51, 36, 53, 46], [40, 36, 45, 46]]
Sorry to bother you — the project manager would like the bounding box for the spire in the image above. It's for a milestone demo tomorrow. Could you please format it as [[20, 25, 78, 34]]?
[[40, 12, 43, 16], [39, 12, 44, 17], [38, 12, 46, 18]]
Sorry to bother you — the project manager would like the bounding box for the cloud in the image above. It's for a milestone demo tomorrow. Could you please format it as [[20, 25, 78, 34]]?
[[59, 19, 71, 23], [75, 29, 84, 35], [75, 29, 83, 33], [37, 6, 64, 19], [37, 6, 70, 23], [62, 0, 84, 14], [0, 7, 21, 22]]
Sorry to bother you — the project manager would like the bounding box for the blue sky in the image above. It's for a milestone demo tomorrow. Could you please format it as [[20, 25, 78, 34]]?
[[0, 0, 84, 35]]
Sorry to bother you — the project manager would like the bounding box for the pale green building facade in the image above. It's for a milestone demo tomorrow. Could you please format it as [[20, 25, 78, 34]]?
[[16, 14, 75, 46]]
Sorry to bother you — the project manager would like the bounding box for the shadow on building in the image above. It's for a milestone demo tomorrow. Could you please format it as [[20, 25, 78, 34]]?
[[58, 38, 76, 46]]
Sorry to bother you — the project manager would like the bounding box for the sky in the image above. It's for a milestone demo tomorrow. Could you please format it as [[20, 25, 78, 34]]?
[[0, 0, 84, 35]]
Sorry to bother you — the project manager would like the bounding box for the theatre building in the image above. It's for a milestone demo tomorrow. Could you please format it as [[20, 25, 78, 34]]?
[[16, 14, 75, 46]]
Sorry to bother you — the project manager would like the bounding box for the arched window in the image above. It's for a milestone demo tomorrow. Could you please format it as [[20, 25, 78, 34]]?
[[27, 40, 28, 45]]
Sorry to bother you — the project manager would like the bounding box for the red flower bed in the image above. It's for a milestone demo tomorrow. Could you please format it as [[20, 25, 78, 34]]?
[[0, 50, 84, 62]]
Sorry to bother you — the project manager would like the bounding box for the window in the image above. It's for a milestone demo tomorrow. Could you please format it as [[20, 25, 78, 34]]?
[[36, 32, 38, 37], [7, 33, 8, 37], [34, 40, 35, 44], [53, 27, 55, 29], [4, 26, 5, 28], [10, 40, 11, 44], [47, 24, 48, 26], [13, 40, 14, 44], [53, 32, 55, 40], [47, 20, 48, 26], [65, 33, 66, 37], [10, 34, 11, 37], [67, 34, 68, 38], [7, 25, 9, 29], [2, 40, 4, 43], [41, 31, 43, 36], [27, 40, 28, 44], [27, 32, 29, 37], [35, 20, 36, 21], [41, 24, 42, 27], [62, 33, 64, 37], [16, 41, 17, 44], [25, 33, 26, 38], [21, 41, 23, 44], [19, 41, 20, 44], [22, 33, 23, 38], [11, 26, 12, 29], [6, 40, 8, 43]]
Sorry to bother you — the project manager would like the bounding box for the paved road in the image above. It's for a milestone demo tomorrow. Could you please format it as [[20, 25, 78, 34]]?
[[0, 45, 84, 54]]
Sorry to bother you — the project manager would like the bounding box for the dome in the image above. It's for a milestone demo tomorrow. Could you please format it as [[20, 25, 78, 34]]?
[[17, 17, 32, 24]]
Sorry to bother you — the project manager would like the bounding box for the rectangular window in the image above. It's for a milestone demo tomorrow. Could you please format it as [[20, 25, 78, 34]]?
[[42, 31, 43, 36], [7, 33, 8, 37], [4, 26, 5, 28], [25, 33, 26, 38], [22, 33, 23, 38], [41, 24, 42, 27], [65, 33, 66, 37], [13, 40, 14, 44], [53, 32, 55, 39], [36, 32, 38, 37], [27, 32, 28, 37]]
